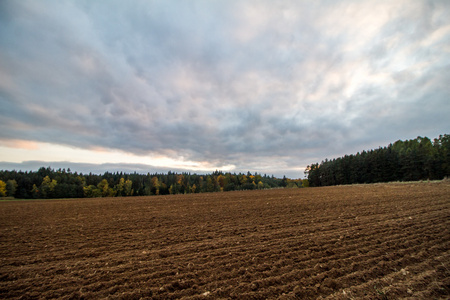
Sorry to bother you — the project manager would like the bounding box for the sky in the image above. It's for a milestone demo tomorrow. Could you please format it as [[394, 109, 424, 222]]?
[[1, 0, 449, 178]]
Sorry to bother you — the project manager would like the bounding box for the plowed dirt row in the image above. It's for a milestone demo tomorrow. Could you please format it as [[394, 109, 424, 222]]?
[[1, 182, 449, 299]]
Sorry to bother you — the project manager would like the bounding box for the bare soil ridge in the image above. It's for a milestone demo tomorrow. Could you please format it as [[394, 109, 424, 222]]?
[[1, 181, 449, 299]]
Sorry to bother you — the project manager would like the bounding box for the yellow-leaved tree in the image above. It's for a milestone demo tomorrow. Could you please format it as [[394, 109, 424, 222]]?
[[124, 179, 133, 196], [98, 179, 115, 197], [40, 176, 57, 198], [151, 177, 160, 195], [0, 180, 7, 197]]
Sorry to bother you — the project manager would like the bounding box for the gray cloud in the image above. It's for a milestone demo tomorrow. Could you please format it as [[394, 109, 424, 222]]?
[[1, 0, 449, 177]]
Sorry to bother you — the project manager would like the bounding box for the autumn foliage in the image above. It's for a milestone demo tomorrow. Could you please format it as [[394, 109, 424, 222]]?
[[0, 169, 303, 199]]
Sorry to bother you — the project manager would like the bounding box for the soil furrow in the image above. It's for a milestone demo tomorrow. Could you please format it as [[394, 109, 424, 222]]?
[[0, 182, 448, 299]]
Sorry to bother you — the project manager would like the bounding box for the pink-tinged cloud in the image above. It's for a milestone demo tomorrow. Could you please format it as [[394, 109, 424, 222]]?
[[1, 139, 40, 150]]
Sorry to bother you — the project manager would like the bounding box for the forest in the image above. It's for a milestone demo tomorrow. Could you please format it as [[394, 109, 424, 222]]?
[[1, 134, 448, 199], [0, 168, 303, 199], [306, 134, 450, 186]]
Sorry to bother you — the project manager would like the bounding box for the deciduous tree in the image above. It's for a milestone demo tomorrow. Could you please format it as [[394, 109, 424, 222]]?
[[6, 179, 18, 197], [0, 180, 6, 197]]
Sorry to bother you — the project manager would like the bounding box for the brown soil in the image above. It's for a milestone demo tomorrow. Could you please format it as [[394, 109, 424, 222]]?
[[1, 181, 449, 299]]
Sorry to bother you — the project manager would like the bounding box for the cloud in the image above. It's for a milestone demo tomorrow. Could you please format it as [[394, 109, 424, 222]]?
[[1, 0, 449, 178], [1, 139, 40, 150]]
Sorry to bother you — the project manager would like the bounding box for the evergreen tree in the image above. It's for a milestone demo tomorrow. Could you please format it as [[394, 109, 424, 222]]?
[[307, 134, 450, 186]]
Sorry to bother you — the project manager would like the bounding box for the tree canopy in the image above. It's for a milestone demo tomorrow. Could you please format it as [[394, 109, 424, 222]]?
[[0, 168, 304, 199], [306, 134, 450, 187]]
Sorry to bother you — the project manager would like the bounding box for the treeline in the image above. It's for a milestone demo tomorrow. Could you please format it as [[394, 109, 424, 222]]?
[[306, 134, 450, 187], [0, 168, 305, 199]]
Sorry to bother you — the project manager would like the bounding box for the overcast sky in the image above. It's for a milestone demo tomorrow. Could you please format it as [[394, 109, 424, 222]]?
[[1, 0, 449, 178]]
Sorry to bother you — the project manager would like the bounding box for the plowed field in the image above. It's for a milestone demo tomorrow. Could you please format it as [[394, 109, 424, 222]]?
[[1, 181, 449, 299]]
